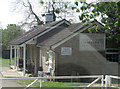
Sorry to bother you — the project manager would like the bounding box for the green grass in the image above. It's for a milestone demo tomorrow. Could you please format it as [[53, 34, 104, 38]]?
[[0, 58, 9, 66], [0, 58, 14, 67], [17, 80, 89, 87]]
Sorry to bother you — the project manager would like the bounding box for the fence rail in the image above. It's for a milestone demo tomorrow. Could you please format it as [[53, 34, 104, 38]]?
[[105, 75, 120, 88], [1, 75, 120, 89]]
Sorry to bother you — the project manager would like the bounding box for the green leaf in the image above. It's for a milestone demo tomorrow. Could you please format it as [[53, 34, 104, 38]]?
[[40, 0, 44, 5], [75, 1, 78, 6], [79, 16, 83, 20], [55, 8, 60, 14], [53, 1, 56, 4], [114, 21, 118, 27], [81, 6, 87, 11], [69, 19, 73, 22], [76, 9, 80, 12], [72, 7, 76, 10], [64, 4, 67, 8]]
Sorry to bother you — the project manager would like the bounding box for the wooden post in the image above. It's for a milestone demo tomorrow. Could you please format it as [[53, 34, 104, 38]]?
[[14, 46, 17, 69], [23, 44, 26, 76], [10, 45, 12, 65]]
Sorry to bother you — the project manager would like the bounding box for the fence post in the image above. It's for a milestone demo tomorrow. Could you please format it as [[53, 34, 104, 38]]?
[[40, 79, 42, 88], [105, 75, 111, 88], [101, 75, 104, 87]]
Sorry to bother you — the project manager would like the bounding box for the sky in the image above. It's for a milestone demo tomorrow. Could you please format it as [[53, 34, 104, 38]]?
[[0, 0, 96, 29], [0, 0, 24, 28], [0, 0, 73, 29]]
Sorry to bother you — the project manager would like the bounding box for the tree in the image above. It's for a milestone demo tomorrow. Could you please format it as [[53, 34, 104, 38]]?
[[73, 1, 120, 44], [14, 0, 74, 28], [2, 24, 25, 50]]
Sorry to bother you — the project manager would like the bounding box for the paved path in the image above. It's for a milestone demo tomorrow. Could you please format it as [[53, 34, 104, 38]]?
[[0, 66, 23, 88], [1, 66, 23, 77]]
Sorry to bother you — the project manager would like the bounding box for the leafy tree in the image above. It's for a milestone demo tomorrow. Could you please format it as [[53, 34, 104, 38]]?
[[73, 1, 120, 45], [2, 24, 25, 50]]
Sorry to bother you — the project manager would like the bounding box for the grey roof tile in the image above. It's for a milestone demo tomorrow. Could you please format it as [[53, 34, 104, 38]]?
[[8, 20, 65, 45]]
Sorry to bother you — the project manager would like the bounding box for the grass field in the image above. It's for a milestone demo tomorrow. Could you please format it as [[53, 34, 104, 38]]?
[[17, 80, 89, 87], [0, 58, 14, 67], [0, 58, 10, 66]]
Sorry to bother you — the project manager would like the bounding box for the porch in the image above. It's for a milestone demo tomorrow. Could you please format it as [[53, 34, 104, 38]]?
[[9, 44, 55, 76]]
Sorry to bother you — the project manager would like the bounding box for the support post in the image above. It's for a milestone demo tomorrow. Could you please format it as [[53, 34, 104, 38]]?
[[39, 48, 42, 67], [14, 46, 17, 69], [101, 75, 104, 87], [48, 50, 53, 72], [40, 79, 42, 88], [17, 47, 19, 70], [39, 48, 42, 88], [105, 75, 111, 88], [23, 44, 26, 76], [10, 45, 12, 65]]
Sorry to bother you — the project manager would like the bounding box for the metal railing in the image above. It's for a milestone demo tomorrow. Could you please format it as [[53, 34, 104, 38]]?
[[1, 75, 120, 89], [105, 75, 120, 88], [1, 75, 103, 88]]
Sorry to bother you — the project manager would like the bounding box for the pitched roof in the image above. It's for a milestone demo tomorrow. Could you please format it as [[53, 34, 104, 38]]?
[[9, 19, 104, 47], [37, 20, 104, 47], [8, 19, 67, 45], [37, 25, 74, 47]]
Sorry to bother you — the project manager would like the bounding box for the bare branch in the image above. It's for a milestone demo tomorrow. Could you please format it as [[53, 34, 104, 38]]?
[[27, 0, 43, 25], [22, 2, 29, 7]]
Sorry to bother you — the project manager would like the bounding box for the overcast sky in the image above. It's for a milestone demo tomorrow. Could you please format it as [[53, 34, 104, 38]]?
[[0, 0, 24, 28], [0, 0, 96, 29]]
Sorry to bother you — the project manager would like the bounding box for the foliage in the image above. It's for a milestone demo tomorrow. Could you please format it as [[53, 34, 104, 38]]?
[[73, 1, 120, 44], [2, 24, 25, 50]]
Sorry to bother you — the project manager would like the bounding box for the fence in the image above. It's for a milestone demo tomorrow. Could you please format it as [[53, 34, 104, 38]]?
[[1, 75, 120, 89], [105, 75, 120, 88]]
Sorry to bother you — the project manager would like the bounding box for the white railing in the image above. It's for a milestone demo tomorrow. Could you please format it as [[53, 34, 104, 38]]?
[[1, 75, 104, 89], [1, 75, 120, 89], [105, 75, 120, 88]]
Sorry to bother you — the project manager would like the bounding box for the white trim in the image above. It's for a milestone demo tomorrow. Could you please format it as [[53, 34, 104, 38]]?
[[10, 45, 12, 65], [17, 46, 19, 70], [23, 44, 26, 75], [14, 46, 17, 69], [39, 48, 42, 67]]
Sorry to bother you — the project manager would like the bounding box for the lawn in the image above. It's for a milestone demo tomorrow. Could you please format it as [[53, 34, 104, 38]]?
[[0, 58, 14, 67], [0, 58, 10, 66], [17, 79, 89, 87]]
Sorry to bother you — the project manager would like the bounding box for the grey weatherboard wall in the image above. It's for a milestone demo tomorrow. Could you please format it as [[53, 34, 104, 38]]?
[[54, 33, 119, 76]]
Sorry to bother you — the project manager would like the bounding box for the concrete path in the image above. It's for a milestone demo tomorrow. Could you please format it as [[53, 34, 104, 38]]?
[[0, 66, 23, 77], [0, 66, 23, 88]]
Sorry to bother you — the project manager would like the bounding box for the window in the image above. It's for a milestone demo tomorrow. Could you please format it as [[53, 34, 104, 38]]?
[[106, 48, 119, 62], [61, 47, 72, 55]]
